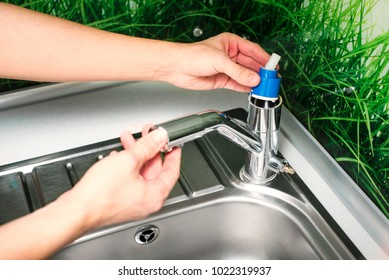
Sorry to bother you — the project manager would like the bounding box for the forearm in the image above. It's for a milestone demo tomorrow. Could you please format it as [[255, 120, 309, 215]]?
[[0, 128, 177, 259], [0, 192, 89, 259], [0, 3, 178, 82]]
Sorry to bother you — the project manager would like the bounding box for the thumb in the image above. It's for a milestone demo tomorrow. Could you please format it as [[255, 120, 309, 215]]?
[[127, 128, 168, 171], [221, 59, 260, 87]]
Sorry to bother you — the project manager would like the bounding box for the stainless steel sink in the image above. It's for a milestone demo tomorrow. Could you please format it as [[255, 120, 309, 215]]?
[[51, 125, 358, 260], [1, 81, 386, 259], [53, 197, 349, 260]]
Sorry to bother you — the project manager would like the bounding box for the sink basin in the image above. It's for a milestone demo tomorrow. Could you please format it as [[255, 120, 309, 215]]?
[[1, 82, 386, 259], [0, 108, 359, 260], [54, 201, 322, 260], [53, 196, 350, 260], [48, 110, 358, 259]]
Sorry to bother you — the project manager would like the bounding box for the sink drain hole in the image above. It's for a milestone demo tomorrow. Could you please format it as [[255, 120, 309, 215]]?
[[135, 225, 159, 245]]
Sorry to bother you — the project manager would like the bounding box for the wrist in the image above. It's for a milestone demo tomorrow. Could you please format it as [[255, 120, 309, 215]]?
[[150, 41, 186, 83], [55, 188, 95, 235]]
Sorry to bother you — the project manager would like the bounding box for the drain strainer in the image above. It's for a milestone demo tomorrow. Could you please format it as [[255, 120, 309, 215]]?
[[135, 225, 159, 245]]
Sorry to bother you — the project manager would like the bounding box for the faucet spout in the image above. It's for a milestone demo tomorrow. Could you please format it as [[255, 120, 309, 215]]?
[[152, 110, 262, 154], [152, 105, 294, 184]]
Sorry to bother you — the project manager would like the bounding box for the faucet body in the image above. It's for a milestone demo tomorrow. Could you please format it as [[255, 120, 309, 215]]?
[[241, 96, 286, 183], [153, 53, 293, 183], [153, 110, 261, 154], [153, 97, 293, 183]]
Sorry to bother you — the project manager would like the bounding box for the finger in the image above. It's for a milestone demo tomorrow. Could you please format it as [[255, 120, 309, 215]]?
[[141, 124, 163, 179], [218, 34, 272, 87], [209, 73, 252, 92], [234, 35, 271, 66], [150, 147, 182, 198], [223, 78, 252, 92], [236, 53, 264, 73], [120, 130, 136, 150], [141, 124, 154, 136], [216, 57, 260, 88], [127, 128, 168, 171], [208, 33, 270, 68]]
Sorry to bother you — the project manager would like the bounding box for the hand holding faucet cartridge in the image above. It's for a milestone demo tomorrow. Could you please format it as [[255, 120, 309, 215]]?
[[240, 53, 294, 182], [152, 53, 294, 184]]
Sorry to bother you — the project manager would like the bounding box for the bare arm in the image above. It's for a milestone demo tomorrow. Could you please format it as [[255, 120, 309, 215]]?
[[0, 129, 181, 259], [0, 190, 89, 259], [0, 3, 270, 92], [0, 3, 178, 82]]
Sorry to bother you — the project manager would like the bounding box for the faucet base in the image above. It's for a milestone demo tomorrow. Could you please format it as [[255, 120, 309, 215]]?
[[239, 167, 277, 184]]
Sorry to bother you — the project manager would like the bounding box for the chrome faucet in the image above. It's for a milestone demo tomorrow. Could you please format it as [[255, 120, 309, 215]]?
[[241, 96, 294, 183], [152, 96, 294, 184], [152, 53, 294, 183]]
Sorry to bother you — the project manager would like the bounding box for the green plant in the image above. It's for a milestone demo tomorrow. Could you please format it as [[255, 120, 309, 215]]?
[[275, 0, 389, 217]]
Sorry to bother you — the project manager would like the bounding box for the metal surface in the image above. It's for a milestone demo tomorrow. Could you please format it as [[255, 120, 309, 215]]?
[[51, 133, 356, 260], [134, 225, 159, 245], [0, 81, 248, 166], [242, 97, 285, 182], [54, 201, 333, 259], [279, 108, 389, 259], [0, 138, 223, 219], [0, 81, 387, 259], [154, 110, 261, 153], [0, 81, 127, 111], [154, 98, 292, 183]]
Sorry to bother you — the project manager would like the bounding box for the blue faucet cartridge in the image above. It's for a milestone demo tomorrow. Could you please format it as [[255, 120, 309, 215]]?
[[250, 53, 281, 101]]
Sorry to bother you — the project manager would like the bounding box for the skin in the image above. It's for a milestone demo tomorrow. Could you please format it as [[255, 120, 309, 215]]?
[[0, 3, 271, 259], [0, 3, 270, 92], [0, 129, 181, 259]]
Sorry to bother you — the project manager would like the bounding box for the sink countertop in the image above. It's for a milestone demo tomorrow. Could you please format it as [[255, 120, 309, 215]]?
[[0, 81, 388, 259], [0, 81, 248, 166]]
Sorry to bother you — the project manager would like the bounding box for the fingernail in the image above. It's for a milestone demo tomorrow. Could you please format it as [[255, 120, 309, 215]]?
[[151, 128, 168, 145]]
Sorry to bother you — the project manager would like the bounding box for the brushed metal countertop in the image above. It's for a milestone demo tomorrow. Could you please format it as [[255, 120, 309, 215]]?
[[0, 81, 387, 259], [0, 81, 248, 166]]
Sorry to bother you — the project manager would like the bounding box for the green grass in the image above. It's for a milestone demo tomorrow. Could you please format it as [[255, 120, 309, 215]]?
[[1, 0, 388, 218], [274, 0, 389, 218]]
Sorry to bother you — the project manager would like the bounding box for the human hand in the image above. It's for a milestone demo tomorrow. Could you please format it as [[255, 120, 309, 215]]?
[[165, 32, 271, 92], [0, 6, 269, 91], [65, 127, 181, 230]]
